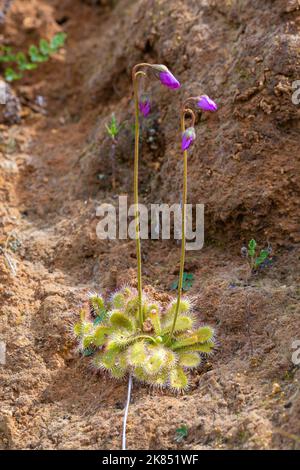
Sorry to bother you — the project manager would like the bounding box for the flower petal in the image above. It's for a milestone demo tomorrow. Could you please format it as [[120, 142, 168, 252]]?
[[182, 136, 193, 151], [139, 99, 151, 117], [181, 127, 196, 151]]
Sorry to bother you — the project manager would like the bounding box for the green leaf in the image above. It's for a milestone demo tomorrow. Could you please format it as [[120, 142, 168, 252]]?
[[82, 334, 94, 348], [196, 326, 214, 343], [15, 52, 37, 71], [93, 315, 104, 326], [184, 273, 194, 280], [169, 367, 189, 391], [178, 351, 201, 368], [143, 346, 167, 375], [171, 272, 194, 291], [0, 46, 16, 62], [21, 62, 38, 71], [39, 39, 50, 56], [5, 67, 22, 82], [109, 311, 133, 330], [106, 113, 120, 140], [127, 341, 147, 366], [255, 249, 269, 267], [162, 315, 193, 334], [15, 52, 26, 65], [73, 322, 82, 336], [28, 45, 48, 63], [111, 292, 125, 309], [110, 366, 126, 379], [175, 425, 188, 442], [93, 348, 119, 370], [248, 239, 257, 257], [49, 32, 67, 52], [93, 325, 112, 346], [89, 294, 107, 320], [186, 340, 215, 354]]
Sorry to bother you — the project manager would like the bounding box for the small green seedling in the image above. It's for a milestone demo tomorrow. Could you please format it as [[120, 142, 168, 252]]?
[[105, 113, 122, 189], [175, 425, 189, 443], [0, 32, 67, 82], [241, 239, 272, 273], [171, 272, 194, 291], [105, 113, 120, 140]]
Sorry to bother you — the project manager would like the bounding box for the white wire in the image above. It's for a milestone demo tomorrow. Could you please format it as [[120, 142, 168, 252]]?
[[122, 374, 133, 450]]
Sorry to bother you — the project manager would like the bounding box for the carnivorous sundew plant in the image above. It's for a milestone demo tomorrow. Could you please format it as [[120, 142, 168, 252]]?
[[74, 287, 215, 390], [74, 90, 218, 389], [73, 66, 218, 448]]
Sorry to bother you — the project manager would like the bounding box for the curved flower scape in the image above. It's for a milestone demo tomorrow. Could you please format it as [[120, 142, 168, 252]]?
[[74, 287, 215, 392], [181, 126, 196, 151]]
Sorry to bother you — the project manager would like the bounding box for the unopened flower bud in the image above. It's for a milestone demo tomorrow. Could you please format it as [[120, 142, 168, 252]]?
[[197, 95, 218, 112], [151, 64, 181, 89], [181, 126, 196, 151]]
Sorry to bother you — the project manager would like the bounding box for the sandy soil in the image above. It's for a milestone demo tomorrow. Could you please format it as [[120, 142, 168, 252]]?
[[0, 0, 299, 450]]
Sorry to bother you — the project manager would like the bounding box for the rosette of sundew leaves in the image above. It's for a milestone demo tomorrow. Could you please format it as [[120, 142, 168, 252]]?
[[74, 287, 215, 392]]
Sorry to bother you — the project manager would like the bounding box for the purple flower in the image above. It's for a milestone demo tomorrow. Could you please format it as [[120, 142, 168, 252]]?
[[139, 97, 151, 117], [159, 70, 181, 89], [181, 127, 196, 151], [150, 64, 181, 89], [197, 95, 218, 112]]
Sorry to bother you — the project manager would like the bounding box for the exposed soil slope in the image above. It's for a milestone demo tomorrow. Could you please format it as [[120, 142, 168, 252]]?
[[0, 0, 299, 450]]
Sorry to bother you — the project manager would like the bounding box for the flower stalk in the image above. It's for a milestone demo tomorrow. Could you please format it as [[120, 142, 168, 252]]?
[[168, 94, 217, 342], [132, 68, 145, 329], [168, 107, 195, 342], [132, 63, 181, 329]]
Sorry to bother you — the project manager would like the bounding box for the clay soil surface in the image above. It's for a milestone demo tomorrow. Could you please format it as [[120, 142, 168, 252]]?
[[0, 0, 300, 450]]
